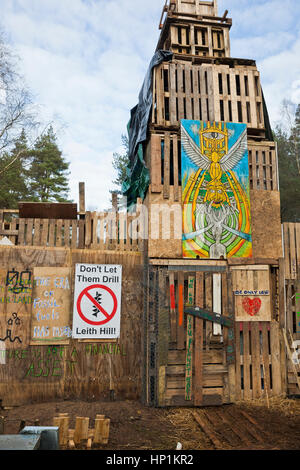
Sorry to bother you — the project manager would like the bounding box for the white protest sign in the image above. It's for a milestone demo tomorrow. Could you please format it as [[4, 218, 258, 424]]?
[[72, 264, 122, 339]]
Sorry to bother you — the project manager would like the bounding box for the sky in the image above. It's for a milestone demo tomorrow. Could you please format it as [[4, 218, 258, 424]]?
[[1, 0, 300, 210]]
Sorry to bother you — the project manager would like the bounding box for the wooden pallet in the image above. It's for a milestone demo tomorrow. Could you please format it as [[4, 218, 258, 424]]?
[[192, 405, 276, 450], [53, 414, 110, 450], [151, 61, 265, 132]]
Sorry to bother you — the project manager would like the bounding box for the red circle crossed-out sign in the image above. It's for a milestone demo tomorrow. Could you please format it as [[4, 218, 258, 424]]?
[[76, 284, 118, 326]]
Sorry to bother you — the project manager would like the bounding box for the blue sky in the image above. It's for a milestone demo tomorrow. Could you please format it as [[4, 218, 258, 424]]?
[[1, 0, 300, 210]]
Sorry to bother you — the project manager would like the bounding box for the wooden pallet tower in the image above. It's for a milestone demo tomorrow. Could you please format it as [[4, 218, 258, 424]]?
[[140, 0, 286, 407]]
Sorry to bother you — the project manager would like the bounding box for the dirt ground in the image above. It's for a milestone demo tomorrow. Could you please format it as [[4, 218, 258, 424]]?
[[1, 396, 300, 450]]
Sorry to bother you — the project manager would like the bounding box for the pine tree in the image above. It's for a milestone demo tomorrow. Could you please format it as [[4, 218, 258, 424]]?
[[111, 134, 130, 192], [27, 126, 70, 202], [0, 130, 30, 208], [274, 109, 300, 222], [290, 103, 300, 176]]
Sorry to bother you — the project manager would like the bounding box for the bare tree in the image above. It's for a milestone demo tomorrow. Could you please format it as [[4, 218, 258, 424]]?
[[0, 30, 39, 167]]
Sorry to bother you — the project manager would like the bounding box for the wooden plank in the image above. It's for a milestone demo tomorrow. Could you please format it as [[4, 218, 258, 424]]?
[[168, 349, 223, 365], [156, 65, 164, 125], [192, 411, 223, 450], [235, 322, 242, 400], [53, 416, 69, 448], [93, 419, 110, 446], [289, 223, 297, 279], [56, 219, 63, 247], [32, 219, 41, 246], [169, 63, 177, 126], [194, 272, 204, 404], [71, 219, 78, 249], [172, 134, 179, 202], [243, 322, 252, 400], [17, 218, 25, 246], [177, 63, 185, 121], [261, 322, 271, 398], [151, 134, 162, 193], [205, 273, 212, 349], [85, 212, 92, 248], [177, 271, 185, 350], [270, 322, 283, 395], [74, 417, 89, 448], [283, 224, 291, 279], [213, 273, 222, 335], [251, 322, 262, 398], [169, 272, 177, 343], [25, 219, 33, 246], [48, 219, 55, 247], [184, 307, 233, 327], [40, 218, 49, 246], [184, 63, 192, 119], [163, 132, 170, 199], [185, 276, 194, 401]]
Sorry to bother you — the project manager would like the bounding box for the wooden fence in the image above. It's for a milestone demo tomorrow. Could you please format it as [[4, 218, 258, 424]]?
[[0, 246, 143, 406], [0, 208, 145, 252]]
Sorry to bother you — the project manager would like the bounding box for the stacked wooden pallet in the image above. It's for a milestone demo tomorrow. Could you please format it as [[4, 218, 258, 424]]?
[[151, 61, 265, 133]]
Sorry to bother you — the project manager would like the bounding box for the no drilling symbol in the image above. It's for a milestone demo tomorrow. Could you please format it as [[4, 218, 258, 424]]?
[[77, 284, 118, 326]]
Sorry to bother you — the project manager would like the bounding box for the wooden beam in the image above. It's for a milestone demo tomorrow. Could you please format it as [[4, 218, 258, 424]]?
[[184, 307, 233, 328]]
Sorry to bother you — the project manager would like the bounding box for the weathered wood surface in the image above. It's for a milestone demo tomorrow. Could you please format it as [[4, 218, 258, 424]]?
[[0, 246, 143, 406], [151, 62, 265, 132]]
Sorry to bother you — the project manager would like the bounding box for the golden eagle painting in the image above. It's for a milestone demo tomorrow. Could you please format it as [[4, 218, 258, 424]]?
[[181, 120, 252, 259]]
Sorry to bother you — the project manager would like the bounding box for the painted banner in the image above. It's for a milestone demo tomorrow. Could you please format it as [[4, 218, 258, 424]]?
[[181, 120, 252, 259], [30, 267, 72, 345]]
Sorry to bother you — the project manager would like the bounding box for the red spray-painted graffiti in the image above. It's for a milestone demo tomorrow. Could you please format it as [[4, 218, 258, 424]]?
[[242, 297, 262, 317]]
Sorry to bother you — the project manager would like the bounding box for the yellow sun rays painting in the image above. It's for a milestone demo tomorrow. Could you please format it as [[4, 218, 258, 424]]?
[[181, 120, 252, 259]]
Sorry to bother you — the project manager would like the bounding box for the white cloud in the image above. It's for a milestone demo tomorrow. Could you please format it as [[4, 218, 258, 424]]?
[[1, 0, 299, 209]]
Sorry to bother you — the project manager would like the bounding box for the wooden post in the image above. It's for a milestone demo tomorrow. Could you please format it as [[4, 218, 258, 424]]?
[[79, 182, 85, 214], [93, 418, 110, 447], [74, 417, 89, 448], [53, 415, 70, 448], [185, 276, 195, 401], [194, 272, 204, 406]]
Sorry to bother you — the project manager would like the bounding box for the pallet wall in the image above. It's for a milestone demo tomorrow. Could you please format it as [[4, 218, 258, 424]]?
[[0, 208, 145, 252], [144, 262, 285, 407], [152, 62, 265, 133], [148, 132, 278, 197], [0, 246, 143, 406], [235, 321, 283, 400]]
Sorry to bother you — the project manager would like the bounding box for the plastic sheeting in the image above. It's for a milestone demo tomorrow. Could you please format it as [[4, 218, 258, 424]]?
[[122, 50, 173, 208]]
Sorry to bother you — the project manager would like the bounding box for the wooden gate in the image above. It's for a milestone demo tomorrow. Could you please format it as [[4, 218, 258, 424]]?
[[144, 263, 235, 407]]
